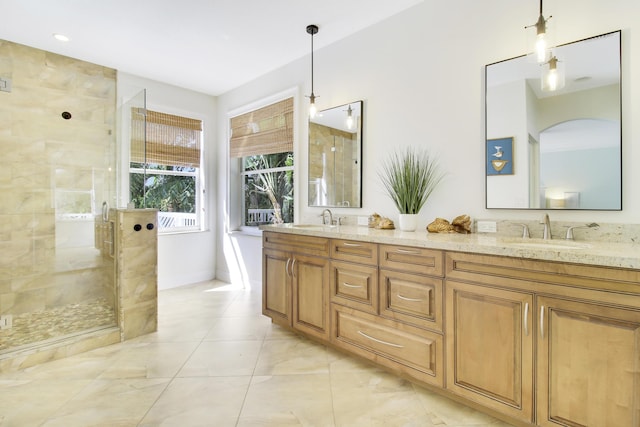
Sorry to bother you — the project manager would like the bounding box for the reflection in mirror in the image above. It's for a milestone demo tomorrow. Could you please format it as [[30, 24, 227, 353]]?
[[486, 31, 621, 210], [308, 101, 363, 208]]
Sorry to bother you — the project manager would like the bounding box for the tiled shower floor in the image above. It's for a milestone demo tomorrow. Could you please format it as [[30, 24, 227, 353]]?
[[0, 298, 116, 352]]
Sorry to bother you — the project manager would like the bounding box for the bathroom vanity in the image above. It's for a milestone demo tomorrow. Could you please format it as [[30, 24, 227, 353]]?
[[261, 224, 640, 427]]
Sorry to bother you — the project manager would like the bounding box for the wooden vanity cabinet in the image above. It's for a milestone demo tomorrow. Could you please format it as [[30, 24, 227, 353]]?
[[447, 251, 640, 427], [262, 231, 331, 340], [264, 230, 640, 427]]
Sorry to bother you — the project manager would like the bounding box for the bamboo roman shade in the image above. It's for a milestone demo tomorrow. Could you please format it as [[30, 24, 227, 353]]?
[[229, 97, 293, 158], [131, 108, 202, 168]]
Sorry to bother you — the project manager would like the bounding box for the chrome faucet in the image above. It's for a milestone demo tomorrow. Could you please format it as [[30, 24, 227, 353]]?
[[565, 223, 599, 240], [541, 214, 552, 240], [514, 223, 530, 238], [321, 209, 333, 225]]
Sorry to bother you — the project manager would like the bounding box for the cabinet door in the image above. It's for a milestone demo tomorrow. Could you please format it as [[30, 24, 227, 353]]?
[[262, 247, 291, 326], [537, 296, 640, 427], [292, 253, 330, 340], [446, 280, 534, 423]]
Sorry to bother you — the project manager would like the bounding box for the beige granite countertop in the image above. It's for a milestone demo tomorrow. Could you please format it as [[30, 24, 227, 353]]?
[[261, 224, 640, 270]]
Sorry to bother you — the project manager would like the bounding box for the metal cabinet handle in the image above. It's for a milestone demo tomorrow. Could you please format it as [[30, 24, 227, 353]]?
[[397, 294, 423, 302], [540, 306, 545, 339], [291, 258, 297, 278], [343, 242, 362, 247], [524, 302, 529, 336], [285, 258, 291, 277], [342, 282, 362, 288], [395, 249, 420, 254], [358, 331, 404, 348]]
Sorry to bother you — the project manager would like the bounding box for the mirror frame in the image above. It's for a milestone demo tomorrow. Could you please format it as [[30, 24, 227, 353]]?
[[485, 31, 622, 210], [308, 100, 363, 208]]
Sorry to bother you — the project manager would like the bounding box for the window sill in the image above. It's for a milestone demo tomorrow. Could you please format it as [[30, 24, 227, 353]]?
[[229, 226, 262, 237], [159, 228, 208, 236]]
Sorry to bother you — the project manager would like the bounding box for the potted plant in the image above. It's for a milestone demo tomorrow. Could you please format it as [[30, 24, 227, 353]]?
[[378, 147, 444, 231]]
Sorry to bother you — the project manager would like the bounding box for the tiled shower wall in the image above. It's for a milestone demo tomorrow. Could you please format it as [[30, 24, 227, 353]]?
[[309, 122, 358, 206], [0, 40, 117, 352]]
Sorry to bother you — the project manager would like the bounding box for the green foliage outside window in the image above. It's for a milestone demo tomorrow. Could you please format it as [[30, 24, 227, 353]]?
[[130, 163, 196, 213], [244, 153, 293, 225]]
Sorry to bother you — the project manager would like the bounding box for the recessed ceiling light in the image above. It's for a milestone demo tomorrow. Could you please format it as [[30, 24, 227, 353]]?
[[53, 33, 70, 42]]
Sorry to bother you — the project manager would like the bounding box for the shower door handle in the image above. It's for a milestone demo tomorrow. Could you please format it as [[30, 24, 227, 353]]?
[[102, 201, 109, 223]]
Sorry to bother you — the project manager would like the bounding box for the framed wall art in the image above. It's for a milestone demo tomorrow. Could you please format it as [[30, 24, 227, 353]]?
[[486, 137, 513, 175]]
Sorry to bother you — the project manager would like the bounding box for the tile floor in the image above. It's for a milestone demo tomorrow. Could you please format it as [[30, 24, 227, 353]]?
[[0, 280, 515, 426]]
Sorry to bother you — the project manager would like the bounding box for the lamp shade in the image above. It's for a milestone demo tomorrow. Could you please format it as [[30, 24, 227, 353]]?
[[541, 55, 565, 92], [525, 0, 555, 64]]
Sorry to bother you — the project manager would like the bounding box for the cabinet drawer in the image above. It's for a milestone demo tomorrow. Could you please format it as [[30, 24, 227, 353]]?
[[379, 269, 443, 332], [331, 239, 378, 265], [379, 245, 443, 277], [263, 231, 329, 257], [332, 305, 443, 387], [331, 260, 378, 314]]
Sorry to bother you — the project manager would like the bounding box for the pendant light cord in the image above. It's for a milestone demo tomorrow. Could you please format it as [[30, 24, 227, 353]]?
[[306, 24, 318, 97]]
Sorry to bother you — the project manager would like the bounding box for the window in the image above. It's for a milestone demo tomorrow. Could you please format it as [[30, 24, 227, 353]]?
[[242, 153, 293, 226], [130, 109, 204, 232], [230, 97, 294, 227]]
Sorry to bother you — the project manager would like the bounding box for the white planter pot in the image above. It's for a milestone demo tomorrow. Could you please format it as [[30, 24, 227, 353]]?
[[398, 214, 418, 232]]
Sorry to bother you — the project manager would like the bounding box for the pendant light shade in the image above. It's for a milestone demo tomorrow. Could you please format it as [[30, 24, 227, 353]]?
[[345, 104, 354, 129], [306, 24, 319, 118], [541, 56, 565, 92], [525, 0, 553, 63]]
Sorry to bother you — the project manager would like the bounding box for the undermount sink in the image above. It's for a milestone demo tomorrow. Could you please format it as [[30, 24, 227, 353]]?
[[291, 223, 337, 229], [503, 239, 592, 251]]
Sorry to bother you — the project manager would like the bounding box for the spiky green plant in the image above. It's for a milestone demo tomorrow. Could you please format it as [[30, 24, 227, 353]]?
[[379, 147, 444, 214]]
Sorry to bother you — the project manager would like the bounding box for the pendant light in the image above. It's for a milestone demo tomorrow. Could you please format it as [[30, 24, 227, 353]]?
[[306, 24, 319, 118], [525, 0, 553, 63], [541, 55, 565, 92], [345, 104, 354, 130]]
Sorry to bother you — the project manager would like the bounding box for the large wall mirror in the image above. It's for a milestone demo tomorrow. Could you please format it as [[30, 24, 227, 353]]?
[[309, 100, 363, 207], [486, 31, 621, 210]]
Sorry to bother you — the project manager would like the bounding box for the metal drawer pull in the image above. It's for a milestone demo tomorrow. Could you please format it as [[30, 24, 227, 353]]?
[[395, 249, 420, 254], [358, 331, 404, 348], [343, 282, 363, 288], [540, 306, 545, 339], [291, 258, 297, 278], [397, 294, 423, 302], [286, 258, 291, 277], [524, 302, 529, 336], [343, 242, 362, 247]]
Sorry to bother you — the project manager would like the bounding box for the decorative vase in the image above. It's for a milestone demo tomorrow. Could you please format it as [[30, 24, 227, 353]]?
[[398, 214, 418, 232]]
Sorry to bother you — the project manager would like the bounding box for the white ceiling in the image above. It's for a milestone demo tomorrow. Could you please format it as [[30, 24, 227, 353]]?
[[0, 0, 423, 95]]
